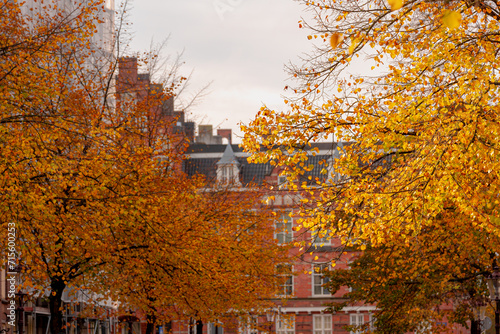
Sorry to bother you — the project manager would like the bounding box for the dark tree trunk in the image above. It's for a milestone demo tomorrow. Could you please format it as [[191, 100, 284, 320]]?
[[49, 279, 66, 334], [145, 314, 157, 334], [470, 318, 480, 334], [196, 320, 203, 334], [164, 321, 172, 334]]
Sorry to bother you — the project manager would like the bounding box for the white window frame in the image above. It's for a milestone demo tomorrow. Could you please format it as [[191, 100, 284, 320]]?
[[312, 264, 331, 296], [369, 314, 375, 332], [311, 228, 331, 246], [132, 322, 141, 334], [313, 314, 332, 334], [277, 264, 293, 297], [278, 175, 288, 189], [275, 213, 293, 244], [414, 321, 432, 334], [349, 314, 364, 334], [218, 164, 240, 185], [276, 314, 295, 334], [207, 322, 224, 334], [239, 316, 258, 334], [221, 165, 234, 183]]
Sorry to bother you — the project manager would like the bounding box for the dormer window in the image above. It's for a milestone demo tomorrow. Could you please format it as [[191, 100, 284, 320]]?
[[221, 165, 234, 183], [278, 175, 287, 189], [216, 144, 241, 186], [327, 142, 345, 185]]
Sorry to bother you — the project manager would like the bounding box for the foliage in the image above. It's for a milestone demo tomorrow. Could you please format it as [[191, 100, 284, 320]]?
[[107, 185, 289, 326], [242, 0, 500, 331], [326, 210, 498, 333], [0, 2, 288, 334]]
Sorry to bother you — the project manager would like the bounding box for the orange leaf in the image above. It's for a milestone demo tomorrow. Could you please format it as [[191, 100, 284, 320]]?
[[329, 33, 343, 49]]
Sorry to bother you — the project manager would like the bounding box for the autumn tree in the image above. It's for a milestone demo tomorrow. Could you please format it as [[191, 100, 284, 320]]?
[[325, 210, 499, 333], [106, 184, 289, 334], [242, 0, 500, 332], [0, 1, 112, 333], [0, 1, 164, 333], [0, 2, 288, 334]]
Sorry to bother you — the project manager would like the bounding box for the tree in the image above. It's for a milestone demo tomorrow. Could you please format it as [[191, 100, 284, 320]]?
[[326, 210, 499, 333], [241, 0, 500, 332], [106, 184, 289, 334], [0, 2, 288, 334]]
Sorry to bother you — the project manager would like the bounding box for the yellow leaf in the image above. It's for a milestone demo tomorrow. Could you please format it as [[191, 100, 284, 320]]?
[[443, 10, 461, 29], [349, 37, 361, 55], [387, 0, 403, 10], [329, 33, 343, 49]]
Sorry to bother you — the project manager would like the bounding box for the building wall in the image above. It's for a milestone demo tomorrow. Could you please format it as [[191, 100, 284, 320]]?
[[20, 0, 114, 57], [116, 57, 193, 143], [182, 141, 473, 334]]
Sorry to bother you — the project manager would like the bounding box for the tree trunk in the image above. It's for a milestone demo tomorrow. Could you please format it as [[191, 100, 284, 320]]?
[[470, 318, 480, 334], [196, 320, 203, 334], [164, 321, 172, 334], [145, 314, 157, 334], [49, 279, 66, 334]]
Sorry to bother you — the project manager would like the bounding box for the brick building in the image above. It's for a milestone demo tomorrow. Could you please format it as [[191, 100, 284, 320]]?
[[181, 128, 473, 334], [116, 57, 195, 143], [181, 128, 368, 334]]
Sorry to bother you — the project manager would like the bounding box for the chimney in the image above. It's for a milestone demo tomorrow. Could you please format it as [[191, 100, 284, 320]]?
[[217, 129, 232, 144]]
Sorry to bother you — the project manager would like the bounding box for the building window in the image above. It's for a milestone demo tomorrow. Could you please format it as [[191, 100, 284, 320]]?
[[276, 213, 292, 244], [207, 322, 224, 334], [221, 166, 234, 183], [239, 316, 258, 334], [369, 314, 375, 332], [132, 323, 141, 334], [276, 314, 295, 334], [276, 265, 293, 297], [138, 115, 148, 133], [349, 314, 364, 334], [311, 228, 331, 246], [414, 321, 432, 334], [312, 264, 331, 296], [313, 315, 331, 334], [278, 175, 287, 189]]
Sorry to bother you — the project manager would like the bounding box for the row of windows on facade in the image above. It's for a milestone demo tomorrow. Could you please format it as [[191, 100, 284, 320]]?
[[277, 264, 331, 297], [275, 213, 330, 246], [53, 312, 373, 334], [239, 314, 374, 334], [152, 315, 372, 334]]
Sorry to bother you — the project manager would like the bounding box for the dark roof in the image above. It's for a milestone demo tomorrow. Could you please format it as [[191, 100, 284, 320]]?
[[185, 143, 244, 154], [183, 155, 274, 185], [183, 142, 343, 186], [185, 142, 340, 154]]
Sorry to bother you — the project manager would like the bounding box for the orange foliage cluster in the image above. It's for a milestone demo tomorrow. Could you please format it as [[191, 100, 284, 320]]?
[[0, 2, 288, 334]]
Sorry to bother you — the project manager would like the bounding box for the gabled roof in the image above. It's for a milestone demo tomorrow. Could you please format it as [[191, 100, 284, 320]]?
[[217, 144, 239, 165]]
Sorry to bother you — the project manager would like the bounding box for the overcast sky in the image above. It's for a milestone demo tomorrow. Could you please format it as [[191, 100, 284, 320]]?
[[121, 0, 313, 143]]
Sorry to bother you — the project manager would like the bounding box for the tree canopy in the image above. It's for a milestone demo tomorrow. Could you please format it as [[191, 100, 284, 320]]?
[[242, 0, 500, 332], [0, 2, 288, 334]]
